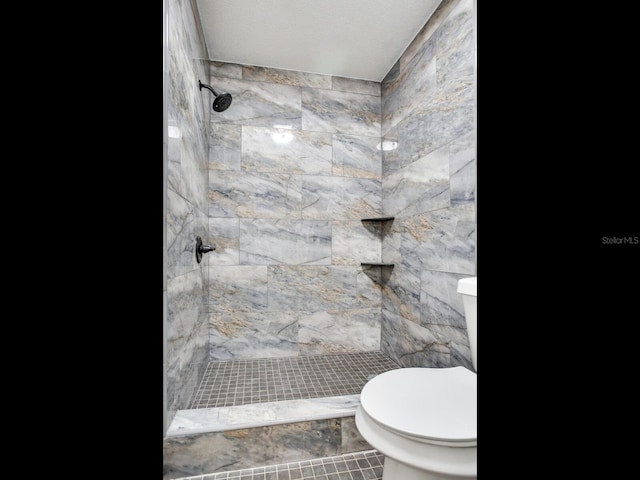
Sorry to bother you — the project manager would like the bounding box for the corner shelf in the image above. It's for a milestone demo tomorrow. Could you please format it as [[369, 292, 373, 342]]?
[[361, 216, 394, 222], [360, 262, 394, 284], [360, 216, 395, 283]]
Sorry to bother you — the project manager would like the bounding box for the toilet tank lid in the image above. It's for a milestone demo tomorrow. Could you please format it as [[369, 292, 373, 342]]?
[[457, 277, 476, 296]]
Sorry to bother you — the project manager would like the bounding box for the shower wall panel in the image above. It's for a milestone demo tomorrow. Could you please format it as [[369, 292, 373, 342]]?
[[165, 0, 211, 427], [379, 0, 476, 369], [205, 65, 383, 360]]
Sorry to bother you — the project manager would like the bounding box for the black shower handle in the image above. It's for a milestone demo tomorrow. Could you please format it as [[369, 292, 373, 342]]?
[[196, 236, 216, 263]]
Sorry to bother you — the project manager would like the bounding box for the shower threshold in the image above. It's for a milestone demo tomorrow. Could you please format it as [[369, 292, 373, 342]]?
[[166, 351, 399, 437]]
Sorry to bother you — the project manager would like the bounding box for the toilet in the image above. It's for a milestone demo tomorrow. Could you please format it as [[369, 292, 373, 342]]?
[[355, 276, 477, 480]]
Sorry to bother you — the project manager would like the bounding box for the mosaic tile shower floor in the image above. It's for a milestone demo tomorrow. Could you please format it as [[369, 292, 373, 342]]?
[[173, 450, 385, 480], [190, 351, 400, 409]]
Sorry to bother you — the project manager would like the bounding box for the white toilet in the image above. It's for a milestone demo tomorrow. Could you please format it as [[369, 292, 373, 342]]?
[[355, 276, 477, 480]]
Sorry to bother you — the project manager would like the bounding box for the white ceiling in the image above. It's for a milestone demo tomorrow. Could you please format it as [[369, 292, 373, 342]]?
[[196, 0, 442, 82]]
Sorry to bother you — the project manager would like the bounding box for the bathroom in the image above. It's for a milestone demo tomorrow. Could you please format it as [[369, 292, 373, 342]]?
[[163, 0, 476, 478]]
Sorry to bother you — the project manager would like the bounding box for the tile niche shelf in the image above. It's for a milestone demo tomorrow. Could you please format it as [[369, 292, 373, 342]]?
[[361, 216, 395, 283], [361, 216, 395, 222], [361, 262, 394, 284]]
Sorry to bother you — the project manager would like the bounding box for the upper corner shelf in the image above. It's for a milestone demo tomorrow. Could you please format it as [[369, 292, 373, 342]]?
[[361, 216, 394, 222]]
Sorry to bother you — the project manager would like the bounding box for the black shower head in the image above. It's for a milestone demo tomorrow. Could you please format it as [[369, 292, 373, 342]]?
[[199, 80, 232, 112]]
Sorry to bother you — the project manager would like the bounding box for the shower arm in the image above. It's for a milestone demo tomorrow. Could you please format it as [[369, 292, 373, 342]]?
[[198, 80, 232, 112], [199, 80, 220, 96]]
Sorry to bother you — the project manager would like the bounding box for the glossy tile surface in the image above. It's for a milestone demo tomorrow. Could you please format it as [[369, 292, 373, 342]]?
[[379, 0, 476, 368], [168, 395, 361, 436], [204, 60, 386, 362], [165, 0, 211, 425]]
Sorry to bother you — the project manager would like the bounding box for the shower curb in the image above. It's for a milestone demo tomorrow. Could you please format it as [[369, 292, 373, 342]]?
[[166, 394, 361, 437]]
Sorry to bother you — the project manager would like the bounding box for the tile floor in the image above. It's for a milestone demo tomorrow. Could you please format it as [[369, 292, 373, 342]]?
[[177, 353, 395, 479], [190, 352, 400, 409], [173, 450, 385, 480]]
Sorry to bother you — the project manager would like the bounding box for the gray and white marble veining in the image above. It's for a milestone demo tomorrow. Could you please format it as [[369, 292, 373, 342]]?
[[268, 266, 358, 311], [163, 417, 348, 478], [380, 126, 401, 176], [210, 61, 243, 80], [436, 29, 474, 91], [166, 188, 203, 278], [412, 204, 476, 274], [380, 266, 422, 324], [207, 217, 240, 265], [390, 81, 474, 169], [427, 323, 473, 370], [167, 116, 208, 213], [419, 270, 467, 329], [209, 310, 299, 360], [386, 208, 475, 276], [208, 123, 241, 171], [332, 134, 381, 180], [166, 270, 208, 411], [341, 416, 373, 452], [435, 0, 475, 89], [331, 220, 381, 265], [399, 0, 459, 74], [242, 126, 332, 175], [449, 133, 476, 206], [332, 76, 381, 96], [208, 266, 269, 313], [356, 270, 383, 308], [166, 115, 182, 168], [380, 310, 451, 368], [239, 219, 331, 265], [243, 65, 332, 89], [209, 171, 303, 219], [166, 268, 205, 338], [166, 322, 208, 419], [427, 322, 471, 350], [301, 176, 381, 220], [164, 0, 476, 412], [165, 0, 211, 427], [167, 34, 204, 128], [377, 0, 475, 368], [166, 394, 361, 436], [382, 144, 450, 217], [166, 0, 476, 426], [301, 88, 381, 137], [298, 309, 381, 355], [382, 37, 437, 134], [207, 76, 302, 128], [381, 59, 401, 96]]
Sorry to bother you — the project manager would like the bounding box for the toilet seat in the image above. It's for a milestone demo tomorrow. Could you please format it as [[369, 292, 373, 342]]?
[[359, 366, 476, 446]]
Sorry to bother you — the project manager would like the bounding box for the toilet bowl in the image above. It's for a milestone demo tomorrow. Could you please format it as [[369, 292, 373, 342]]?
[[355, 276, 477, 480]]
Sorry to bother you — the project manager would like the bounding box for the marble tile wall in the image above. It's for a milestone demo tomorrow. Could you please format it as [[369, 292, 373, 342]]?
[[165, 0, 211, 429], [379, 0, 476, 369], [205, 64, 383, 360], [163, 416, 371, 479], [165, 0, 477, 432]]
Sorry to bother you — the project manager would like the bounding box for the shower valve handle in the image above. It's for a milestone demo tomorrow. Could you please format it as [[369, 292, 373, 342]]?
[[196, 236, 216, 263]]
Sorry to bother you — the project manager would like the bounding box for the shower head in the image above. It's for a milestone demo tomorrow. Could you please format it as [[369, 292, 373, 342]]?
[[199, 80, 232, 112]]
